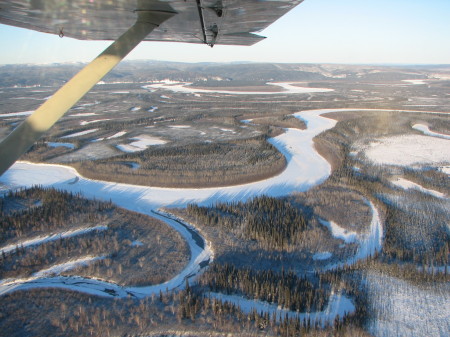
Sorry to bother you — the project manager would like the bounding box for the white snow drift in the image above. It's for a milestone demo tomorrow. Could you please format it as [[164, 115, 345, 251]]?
[[143, 81, 334, 95], [116, 135, 167, 153]]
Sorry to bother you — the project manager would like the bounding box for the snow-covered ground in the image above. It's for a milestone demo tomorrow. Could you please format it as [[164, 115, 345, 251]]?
[[440, 166, 450, 175], [0, 111, 34, 118], [33, 256, 105, 278], [61, 128, 99, 138], [168, 125, 191, 129], [319, 219, 357, 244], [391, 177, 446, 198], [402, 79, 427, 85], [209, 290, 355, 326], [142, 82, 334, 95], [0, 225, 108, 255], [357, 118, 450, 168], [365, 271, 450, 337], [80, 119, 111, 126], [116, 135, 167, 152], [362, 135, 449, 167], [69, 112, 97, 117], [325, 200, 383, 269], [352, 201, 383, 262], [106, 131, 127, 139], [413, 123, 450, 140]]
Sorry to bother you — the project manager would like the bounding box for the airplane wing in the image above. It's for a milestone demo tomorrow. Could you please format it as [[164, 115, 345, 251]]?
[[0, 0, 305, 176], [0, 0, 304, 46]]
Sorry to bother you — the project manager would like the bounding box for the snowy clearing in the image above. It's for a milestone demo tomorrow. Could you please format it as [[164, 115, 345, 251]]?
[[209, 290, 355, 327], [319, 219, 357, 244], [80, 119, 111, 126], [439, 166, 450, 175], [61, 129, 99, 138], [33, 256, 105, 278], [327, 200, 383, 269], [107, 131, 127, 139], [69, 112, 97, 117], [361, 135, 449, 167], [0, 111, 34, 118], [168, 125, 191, 129], [116, 135, 167, 153], [0, 225, 108, 255], [391, 177, 446, 198], [143, 82, 334, 95], [413, 123, 450, 140], [402, 79, 427, 85], [365, 271, 450, 337]]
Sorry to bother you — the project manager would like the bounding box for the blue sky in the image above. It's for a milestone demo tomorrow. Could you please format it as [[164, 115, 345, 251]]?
[[1, 0, 449, 65]]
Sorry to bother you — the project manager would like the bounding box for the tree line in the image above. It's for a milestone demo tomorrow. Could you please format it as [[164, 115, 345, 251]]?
[[187, 195, 308, 250], [199, 263, 329, 313], [1, 186, 113, 243]]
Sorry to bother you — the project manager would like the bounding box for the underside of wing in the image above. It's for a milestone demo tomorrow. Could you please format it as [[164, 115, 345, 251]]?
[[0, 0, 303, 46]]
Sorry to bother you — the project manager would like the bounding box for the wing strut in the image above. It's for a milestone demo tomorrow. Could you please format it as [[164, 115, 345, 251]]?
[[0, 9, 176, 176]]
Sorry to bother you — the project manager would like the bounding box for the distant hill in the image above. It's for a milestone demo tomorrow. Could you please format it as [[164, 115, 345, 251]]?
[[0, 61, 448, 87]]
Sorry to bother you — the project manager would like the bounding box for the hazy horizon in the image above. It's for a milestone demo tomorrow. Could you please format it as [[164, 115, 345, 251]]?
[[1, 0, 450, 65]]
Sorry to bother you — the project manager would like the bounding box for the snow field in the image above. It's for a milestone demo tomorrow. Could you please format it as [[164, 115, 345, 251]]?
[[319, 219, 357, 244], [0, 225, 108, 255], [365, 271, 450, 337], [61, 128, 99, 138], [363, 135, 449, 167], [33, 256, 105, 278], [390, 177, 446, 198], [209, 290, 355, 327], [143, 81, 334, 95], [412, 123, 450, 140], [116, 135, 167, 153], [0, 111, 34, 118]]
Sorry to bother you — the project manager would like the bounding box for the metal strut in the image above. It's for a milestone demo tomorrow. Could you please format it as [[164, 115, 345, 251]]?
[[195, 0, 208, 44], [0, 9, 176, 176]]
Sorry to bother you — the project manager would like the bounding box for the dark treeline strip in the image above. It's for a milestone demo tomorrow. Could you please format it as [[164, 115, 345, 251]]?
[[382, 202, 449, 266], [199, 263, 329, 313], [0, 285, 369, 337], [0, 186, 113, 243], [74, 137, 287, 188], [187, 195, 308, 250]]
